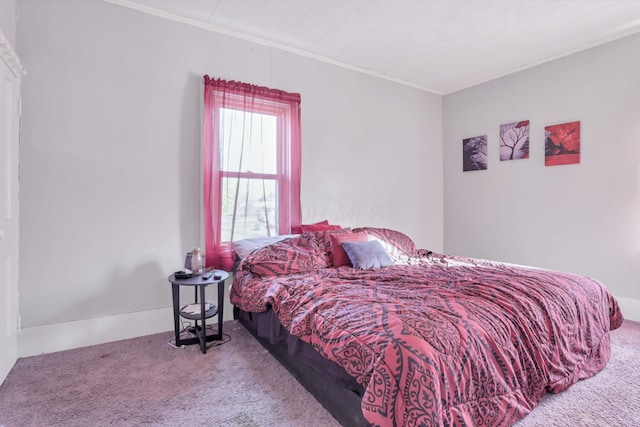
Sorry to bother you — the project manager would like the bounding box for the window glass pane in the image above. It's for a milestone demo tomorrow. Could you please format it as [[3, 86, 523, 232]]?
[[221, 177, 278, 241], [220, 108, 277, 174]]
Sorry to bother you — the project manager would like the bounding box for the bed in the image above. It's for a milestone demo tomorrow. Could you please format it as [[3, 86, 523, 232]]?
[[230, 227, 623, 426]]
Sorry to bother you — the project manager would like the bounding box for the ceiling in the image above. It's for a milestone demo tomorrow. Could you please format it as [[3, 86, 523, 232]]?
[[107, 0, 640, 95]]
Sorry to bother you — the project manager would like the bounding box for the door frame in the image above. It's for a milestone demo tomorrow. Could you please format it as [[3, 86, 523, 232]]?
[[0, 29, 24, 385]]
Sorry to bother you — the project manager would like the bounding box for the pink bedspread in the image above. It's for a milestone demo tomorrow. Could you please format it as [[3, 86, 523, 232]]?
[[231, 251, 622, 426]]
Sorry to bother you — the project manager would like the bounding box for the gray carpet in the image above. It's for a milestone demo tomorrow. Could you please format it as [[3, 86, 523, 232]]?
[[0, 321, 340, 427], [515, 319, 640, 427], [0, 319, 638, 427]]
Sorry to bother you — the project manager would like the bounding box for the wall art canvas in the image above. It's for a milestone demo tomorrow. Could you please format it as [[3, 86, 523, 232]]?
[[500, 120, 529, 161], [545, 121, 580, 166], [463, 135, 488, 171]]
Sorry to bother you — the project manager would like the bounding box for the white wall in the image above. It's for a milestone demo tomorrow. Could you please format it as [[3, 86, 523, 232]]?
[[283, 53, 443, 247], [443, 33, 640, 321], [15, 0, 442, 353]]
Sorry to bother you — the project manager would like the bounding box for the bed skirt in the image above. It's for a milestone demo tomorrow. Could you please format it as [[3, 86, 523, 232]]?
[[234, 306, 369, 427]]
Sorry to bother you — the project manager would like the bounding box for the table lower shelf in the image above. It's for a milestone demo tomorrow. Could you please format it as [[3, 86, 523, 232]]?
[[179, 303, 218, 320]]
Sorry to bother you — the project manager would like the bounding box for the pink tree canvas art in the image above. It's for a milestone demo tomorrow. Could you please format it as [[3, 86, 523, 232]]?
[[463, 135, 488, 171], [545, 121, 580, 166], [500, 120, 529, 161]]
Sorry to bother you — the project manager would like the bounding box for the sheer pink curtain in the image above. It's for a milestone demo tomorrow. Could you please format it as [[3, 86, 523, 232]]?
[[203, 75, 302, 270]]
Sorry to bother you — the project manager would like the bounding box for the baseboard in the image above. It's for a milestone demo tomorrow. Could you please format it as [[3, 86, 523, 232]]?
[[18, 307, 175, 358], [615, 295, 640, 323], [18, 283, 236, 358]]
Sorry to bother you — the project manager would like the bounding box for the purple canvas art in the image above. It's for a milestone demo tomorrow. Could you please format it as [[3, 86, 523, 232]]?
[[463, 135, 488, 171]]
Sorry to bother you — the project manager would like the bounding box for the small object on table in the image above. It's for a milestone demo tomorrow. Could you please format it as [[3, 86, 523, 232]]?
[[190, 247, 203, 273], [174, 269, 194, 280]]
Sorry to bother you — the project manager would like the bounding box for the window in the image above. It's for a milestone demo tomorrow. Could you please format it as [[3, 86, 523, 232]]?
[[219, 105, 279, 241], [203, 76, 302, 269]]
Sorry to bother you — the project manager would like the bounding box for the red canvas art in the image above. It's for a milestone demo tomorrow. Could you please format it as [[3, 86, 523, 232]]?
[[545, 121, 580, 166]]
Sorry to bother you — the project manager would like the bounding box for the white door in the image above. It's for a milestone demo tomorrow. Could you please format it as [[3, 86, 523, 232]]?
[[0, 32, 22, 385]]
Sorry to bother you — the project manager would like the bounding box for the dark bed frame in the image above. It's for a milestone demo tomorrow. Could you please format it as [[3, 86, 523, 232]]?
[[234, 306, 370, 427]]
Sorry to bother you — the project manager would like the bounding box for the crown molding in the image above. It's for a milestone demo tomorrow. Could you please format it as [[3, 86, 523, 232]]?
[[0, 30, 25, 78]]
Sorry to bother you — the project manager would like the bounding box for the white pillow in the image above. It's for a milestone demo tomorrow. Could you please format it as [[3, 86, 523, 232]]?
[[232, 235, 298, 260]]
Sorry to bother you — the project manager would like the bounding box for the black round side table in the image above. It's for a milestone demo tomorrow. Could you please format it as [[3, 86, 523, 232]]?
[[168, 270, 229, 354]]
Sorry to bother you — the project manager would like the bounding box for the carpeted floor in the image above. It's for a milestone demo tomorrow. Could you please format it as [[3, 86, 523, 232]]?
[[515, 319, 640, 427], [0, 320, 638, 427], [0, 321, 340, 427]]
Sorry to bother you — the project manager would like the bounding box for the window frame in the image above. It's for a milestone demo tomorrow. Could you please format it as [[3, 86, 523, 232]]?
[[212, 91, 293, 241]]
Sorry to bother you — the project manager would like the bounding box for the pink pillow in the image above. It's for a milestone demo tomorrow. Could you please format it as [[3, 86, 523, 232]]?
[[330, 232, 368, 267], [301, 223, 341, 232], [292, 220, 328, 234], [352, 227, 417, 258], [309, 228, 352, 265]]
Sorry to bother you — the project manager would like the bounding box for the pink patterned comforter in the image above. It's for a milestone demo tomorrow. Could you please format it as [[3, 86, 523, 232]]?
[[231, 240, 622, 426]]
